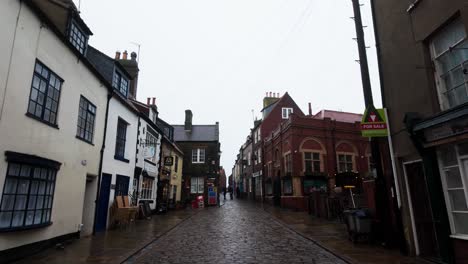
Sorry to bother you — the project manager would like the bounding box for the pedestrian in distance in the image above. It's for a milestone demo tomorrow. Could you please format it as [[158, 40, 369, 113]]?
[[222, 187, 227, 201], [228, 186, 233, 200]]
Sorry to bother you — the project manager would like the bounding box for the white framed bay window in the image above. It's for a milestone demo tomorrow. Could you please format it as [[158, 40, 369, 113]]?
[[438, 143, 468, 237], [190, 177, 204, 194], [430, 18, 468, 110]]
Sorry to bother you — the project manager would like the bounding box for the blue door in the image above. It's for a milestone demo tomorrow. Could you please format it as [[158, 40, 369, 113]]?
[[115, 175, 130, 197], [95, 173, 112, 232]]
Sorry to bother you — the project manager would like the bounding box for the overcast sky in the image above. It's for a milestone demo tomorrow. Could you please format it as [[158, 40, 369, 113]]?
[[75, 0, 381, 174]]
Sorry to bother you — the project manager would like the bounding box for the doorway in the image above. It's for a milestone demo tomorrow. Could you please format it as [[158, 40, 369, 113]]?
[[403, 161, 440, 259], [81, 175, 97, 236], [95, 173, 112, 232], [115, 175, 130, 197]]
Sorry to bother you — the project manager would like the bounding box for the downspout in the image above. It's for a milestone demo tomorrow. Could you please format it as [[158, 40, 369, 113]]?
[[92, 92, 112, 235]]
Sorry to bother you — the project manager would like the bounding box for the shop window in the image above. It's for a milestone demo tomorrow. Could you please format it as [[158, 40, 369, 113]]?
[[304, 152, 321, 173], [338, 154, 353, 172], [439, 145, 468, 235], [191, 177, 204, 194], [0, 163, 57, 231], [430, 19, 468, 110], [283, 178, 292, 195], [141, 177, 154, 199]]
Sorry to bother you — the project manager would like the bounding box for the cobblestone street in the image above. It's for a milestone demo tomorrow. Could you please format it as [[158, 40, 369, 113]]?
[[126, 200, 345, 264]]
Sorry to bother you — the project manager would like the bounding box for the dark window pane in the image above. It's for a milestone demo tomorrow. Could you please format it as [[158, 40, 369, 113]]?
[[4, 178, 17, 194], [0, 212, 12, 228], [20, 165, 31, 177], [28, 195, 37, 210], [11, 212, 24, 227], [17, 180, 29, 194], [36, 196, 44, 209], [34, 210, 42, 224], [1, 195, 14, 210], [25, 211, 34, 225]]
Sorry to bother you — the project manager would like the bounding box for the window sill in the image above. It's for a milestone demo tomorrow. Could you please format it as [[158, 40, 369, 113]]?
[[25, 113, 59, 129], [0, 222, 52, 233], [192, 162, 205, 164], [114, 155, 129, 163], [76, 135, 94, 146], [450, 234, 468, 241]]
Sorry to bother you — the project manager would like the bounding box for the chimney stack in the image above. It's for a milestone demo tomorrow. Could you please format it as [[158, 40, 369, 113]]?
[[152, 97, 156, 105], [123, 50, 128, 60], [269, 92, 272, 97], [147, 97, 151, 105], [131, 52, 137, 61], [277, 93, 280, 98], [115, 51, 121, 60], [184, 110, 193, 132], [308, 102, 312, 116]]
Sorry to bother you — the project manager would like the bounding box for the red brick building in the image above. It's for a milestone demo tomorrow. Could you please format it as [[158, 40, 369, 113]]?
[[262, 94, 370, 210]]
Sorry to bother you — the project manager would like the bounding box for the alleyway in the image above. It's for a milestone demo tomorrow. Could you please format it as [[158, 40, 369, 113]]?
[[126, 200, 345, 264]]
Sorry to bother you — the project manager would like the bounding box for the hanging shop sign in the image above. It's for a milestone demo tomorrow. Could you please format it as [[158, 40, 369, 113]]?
[[361, 106, 388, 137], [164, 156, 174, 166]]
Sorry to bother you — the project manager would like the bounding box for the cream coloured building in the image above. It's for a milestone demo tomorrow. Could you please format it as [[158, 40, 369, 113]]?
[[0, 0, 112, 260]]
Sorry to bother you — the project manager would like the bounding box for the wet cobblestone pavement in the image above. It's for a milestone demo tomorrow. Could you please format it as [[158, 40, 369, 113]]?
[[126, 200, 345, 264]]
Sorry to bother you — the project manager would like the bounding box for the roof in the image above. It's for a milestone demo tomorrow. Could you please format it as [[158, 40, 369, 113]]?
[[173, 125, 219, 142], [313, 110, 362, 123]]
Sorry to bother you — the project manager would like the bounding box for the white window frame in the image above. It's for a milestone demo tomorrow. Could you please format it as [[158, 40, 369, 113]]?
[[140, 177, 154, 200], [430, 19, 468, 110], [190, 177, 204, 194], [437, 144, 468, 238], [192, 148, 205, 164], [282, 107, 293, 119]]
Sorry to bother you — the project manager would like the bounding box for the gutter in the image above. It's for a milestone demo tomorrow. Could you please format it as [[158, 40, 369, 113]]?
[[92, 92, 112, 235]]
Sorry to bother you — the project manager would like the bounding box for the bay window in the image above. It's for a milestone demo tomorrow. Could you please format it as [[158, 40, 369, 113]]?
[[191, 177, 204, 194]]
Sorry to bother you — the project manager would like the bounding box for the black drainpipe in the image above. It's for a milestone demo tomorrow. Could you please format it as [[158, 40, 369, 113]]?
[[92, 92, 112, 235]]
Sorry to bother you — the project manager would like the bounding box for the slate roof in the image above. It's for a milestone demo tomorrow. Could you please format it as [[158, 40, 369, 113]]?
[[173, 125, 219, 142], [313, 110, 362, 123]]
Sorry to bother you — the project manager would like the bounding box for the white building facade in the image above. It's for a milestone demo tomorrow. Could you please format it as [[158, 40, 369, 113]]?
[[0, 0, 109, 258]]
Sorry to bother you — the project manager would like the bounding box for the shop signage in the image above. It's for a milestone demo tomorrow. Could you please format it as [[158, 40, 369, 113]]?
[[208, 186, 217, 205], [143, 146, 156, 159], [164, 156, 174, 166], [144, 161, 158, 176], [361, 106, 388, 137]]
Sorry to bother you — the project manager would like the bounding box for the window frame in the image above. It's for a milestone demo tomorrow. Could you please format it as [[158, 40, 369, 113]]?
[[0, 162, 57, 232], [27, 60, 63, 128], [190, 177, 204, 194], [140, 177, 154, 200], [284, 153, 292, 174], [76, 96, 96, 144], [430, 19, 468, 110], [337, 154, 354, 173], [112, 70, 129, 97], [192, 148, 206, 164], [281, 107, 293, 119], [115, 118, 128, 161], [282, 178, 293, 195], [304, 152, 321, 174], [68, 20, 88, 55]]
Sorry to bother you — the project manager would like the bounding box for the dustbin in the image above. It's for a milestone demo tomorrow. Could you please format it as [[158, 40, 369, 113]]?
[[343, 208, 371, 243]]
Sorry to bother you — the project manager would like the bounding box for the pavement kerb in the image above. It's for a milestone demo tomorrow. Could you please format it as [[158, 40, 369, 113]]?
[[260, 204, 357, 264], [120, 209, 200, 263]]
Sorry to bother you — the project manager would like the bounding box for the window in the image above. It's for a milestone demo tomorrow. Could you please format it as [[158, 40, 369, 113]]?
[[304, 152, 321, 173], [145, 130, 158, 163], [438, 145, 468, 235], [285, 153, 292, 174], [141, 177, 154, 199], [112, 71, 129, 97], [192, 148, 205, 163], [27, 61, 62, 126], [0, 163, 56, 231], [431, 19, 468, 110], [266, 182, 273, 195], [68, 21, 87, 54], [115, 119, 128, 160], [338, 154, 354, 172], [247, 152, 251, 166], [283, 178, 292, 195], [175, 156, 179, 173], [282, 107, 293, 119], [258, 149, 262, 164], [76, 96, 96, 143], [191, 177, 204, 194]]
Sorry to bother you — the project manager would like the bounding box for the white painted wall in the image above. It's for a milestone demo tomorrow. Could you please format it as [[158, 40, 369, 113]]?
[[134, 115, 161, 210], [101, 98, 138, 222], [0, 0, 107, 250]]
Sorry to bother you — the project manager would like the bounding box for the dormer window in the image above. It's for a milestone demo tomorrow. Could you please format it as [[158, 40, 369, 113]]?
[[282, 107, 293, 119], [68, 21, 88, 55], [112, 71, 129, 97]]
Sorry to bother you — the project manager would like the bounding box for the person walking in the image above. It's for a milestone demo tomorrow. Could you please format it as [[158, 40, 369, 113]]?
[[222, 187, 227, 201], [228, 186, 233, 200]]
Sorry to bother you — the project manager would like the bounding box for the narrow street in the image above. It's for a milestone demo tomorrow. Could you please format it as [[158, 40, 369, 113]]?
[[126, 200, 345, 264]]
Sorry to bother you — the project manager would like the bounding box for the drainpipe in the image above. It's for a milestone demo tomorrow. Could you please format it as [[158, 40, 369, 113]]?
[[92, 93, 112, 235]]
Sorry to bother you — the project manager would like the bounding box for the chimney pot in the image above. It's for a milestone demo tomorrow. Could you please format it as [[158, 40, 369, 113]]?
[[269, 92, 272, 97], [115, 51, 121, 60], [308, 102, 312, 116], [131, 52, 137, 61], [123, 50, 128, 60], [152, 97, 156, 105], [147, 97, 151, 105], [277, 93, 280, 98]]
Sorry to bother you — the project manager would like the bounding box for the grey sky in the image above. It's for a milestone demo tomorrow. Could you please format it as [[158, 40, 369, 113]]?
[[75, 0, 381, 173]]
